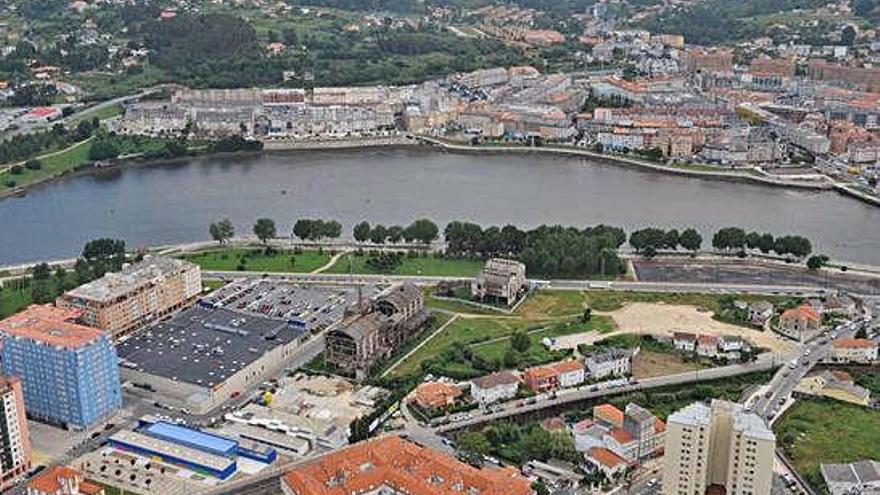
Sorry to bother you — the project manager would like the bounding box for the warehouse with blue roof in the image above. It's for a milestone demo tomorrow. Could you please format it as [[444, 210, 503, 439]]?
[[108, 418, 276, 480]]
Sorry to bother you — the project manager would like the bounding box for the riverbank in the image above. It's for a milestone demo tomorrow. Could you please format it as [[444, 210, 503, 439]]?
[[418, 136, 842, 190]]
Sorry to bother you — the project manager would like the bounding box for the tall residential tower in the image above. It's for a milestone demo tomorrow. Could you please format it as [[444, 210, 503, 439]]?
[[662, 400, 775, 495], [0, 376, 31, 492]]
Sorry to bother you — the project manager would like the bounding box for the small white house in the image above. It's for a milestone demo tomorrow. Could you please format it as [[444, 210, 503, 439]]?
[[673, 332, 696, 352], [553, 360, 586, 388], [470, 371, 520, 404]]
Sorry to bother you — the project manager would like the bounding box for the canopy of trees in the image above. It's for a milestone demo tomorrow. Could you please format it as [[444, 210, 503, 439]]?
[[445, 222, 626, 279], [292, 219, 343, 241]]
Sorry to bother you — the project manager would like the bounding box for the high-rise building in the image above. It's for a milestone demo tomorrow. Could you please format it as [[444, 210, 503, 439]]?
[[0, 305, 122, 430], [0, 376, 31, 492], [662, 400, 775, 495], [57, 256, 202, 340]]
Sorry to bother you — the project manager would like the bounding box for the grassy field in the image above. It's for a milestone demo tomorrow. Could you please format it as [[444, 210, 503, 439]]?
[[391, 317, 537, 378], [518, 289, 796, 314], [180, 248, 332, 273], [776, 398, 880, 491], [1, 138, 93, 192], [0, 286, 33, 318], [70, 103, 123, 124], [471, 317, 615, 365], [325, 253, 484, 277]]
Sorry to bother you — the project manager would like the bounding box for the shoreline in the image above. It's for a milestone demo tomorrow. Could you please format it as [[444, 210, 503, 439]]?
[[2, 134, 877, 208]]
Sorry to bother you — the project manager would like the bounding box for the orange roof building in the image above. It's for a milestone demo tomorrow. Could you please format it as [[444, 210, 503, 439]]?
[[522, 366, 559, 392], [593, 404, 624, 428], [281, 436, 533, 495], [26, 465, 105, 495], [411, 382, 463, 409], [0, 304, 104, 349], [780, 305, 821, 337]]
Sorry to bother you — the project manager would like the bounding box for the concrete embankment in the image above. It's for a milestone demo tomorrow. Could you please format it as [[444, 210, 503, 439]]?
[[418, 136, 835, 191], [262, 136, 416, 150]]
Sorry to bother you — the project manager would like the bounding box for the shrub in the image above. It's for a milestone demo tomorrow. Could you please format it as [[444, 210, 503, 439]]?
[[24, 159, 42, 170], [9, 164, 23, 175]]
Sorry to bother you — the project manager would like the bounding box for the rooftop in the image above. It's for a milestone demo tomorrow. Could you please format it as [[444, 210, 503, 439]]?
[[588, 447, 628, 469], [471, 371, 519, 389], [63, 256, 196, 303], [282, 436, 532, 495], [0, 304, 105, 349], [593, 404, 624, 426], [116, 305, 305, 389], [144, 421, 238, 456], [832, 338, 876, 349], [109, 429, 235, 472]]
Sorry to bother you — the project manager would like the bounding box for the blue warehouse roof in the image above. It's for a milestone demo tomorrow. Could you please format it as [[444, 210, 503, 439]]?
[[145, 421, 238, 456]]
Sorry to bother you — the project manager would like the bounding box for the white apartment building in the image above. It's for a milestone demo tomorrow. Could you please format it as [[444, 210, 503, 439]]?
[[586, 348, 634, 380], [663, 400, 775, 495]]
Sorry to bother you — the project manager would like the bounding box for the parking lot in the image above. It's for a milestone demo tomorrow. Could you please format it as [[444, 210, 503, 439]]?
[[634, 259, 880, 296], [202, 279, 379, 333]]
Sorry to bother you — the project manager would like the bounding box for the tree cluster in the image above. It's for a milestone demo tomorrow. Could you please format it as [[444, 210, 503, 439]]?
[[445, 222, 626, 279], [712, 227, 812, 258], [352, 219, 439, 245], [209, 219, 235, 245], [629, 227, 702, 256], [293, 219, 342, 242]]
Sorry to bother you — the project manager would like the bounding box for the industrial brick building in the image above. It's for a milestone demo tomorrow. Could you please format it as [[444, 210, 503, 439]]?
[[325, 283, 429, 379], [57, 256, 202, 340], [0, 305, 121, 430]]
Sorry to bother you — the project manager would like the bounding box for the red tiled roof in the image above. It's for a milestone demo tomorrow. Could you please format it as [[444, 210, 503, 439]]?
[[593, 404, 624, 426], [609, 427, 635, 444], [282, 436, 533, 495], [781, 305, 820, 322], [832, 338, 876, 349], [589, 447, 628, 469], [553, 359, 585, 374], [0, 305, 104, 349], [28, 465, 83, 494], [697, 334, 719, 346], [673, 332, 696, 341], [412, 382, 462, 408]]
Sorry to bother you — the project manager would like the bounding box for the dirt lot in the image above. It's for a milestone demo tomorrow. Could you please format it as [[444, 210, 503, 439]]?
[[633, 350, 704, 379], [606, 302, 798, 354]]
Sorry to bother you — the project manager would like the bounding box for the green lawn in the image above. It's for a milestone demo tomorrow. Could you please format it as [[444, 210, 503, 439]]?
[[325, 253, 484, 277], [472, 316, 614, 368], [422, 287, 506, 315], [69, 103, 123, 124], [180, 248, 332, 273], [391, 317, 537, 378], [776, 398, 880, 491], [1, 134, 175, 193], [1, 139, 93, 192], [0, 286, 33, 318]]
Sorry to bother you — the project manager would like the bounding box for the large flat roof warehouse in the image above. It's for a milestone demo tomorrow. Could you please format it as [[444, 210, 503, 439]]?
[[117, 305, 306, 388]]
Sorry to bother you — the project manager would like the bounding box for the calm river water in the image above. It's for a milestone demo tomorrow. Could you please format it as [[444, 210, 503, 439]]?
[[1, 147, 878, 266]]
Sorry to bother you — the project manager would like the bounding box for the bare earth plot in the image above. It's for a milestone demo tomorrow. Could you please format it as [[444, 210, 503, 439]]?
[[606, 302, 798, 354]]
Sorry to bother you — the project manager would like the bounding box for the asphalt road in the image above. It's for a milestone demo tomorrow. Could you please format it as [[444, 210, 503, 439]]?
[[435, 352, 785, 433]]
